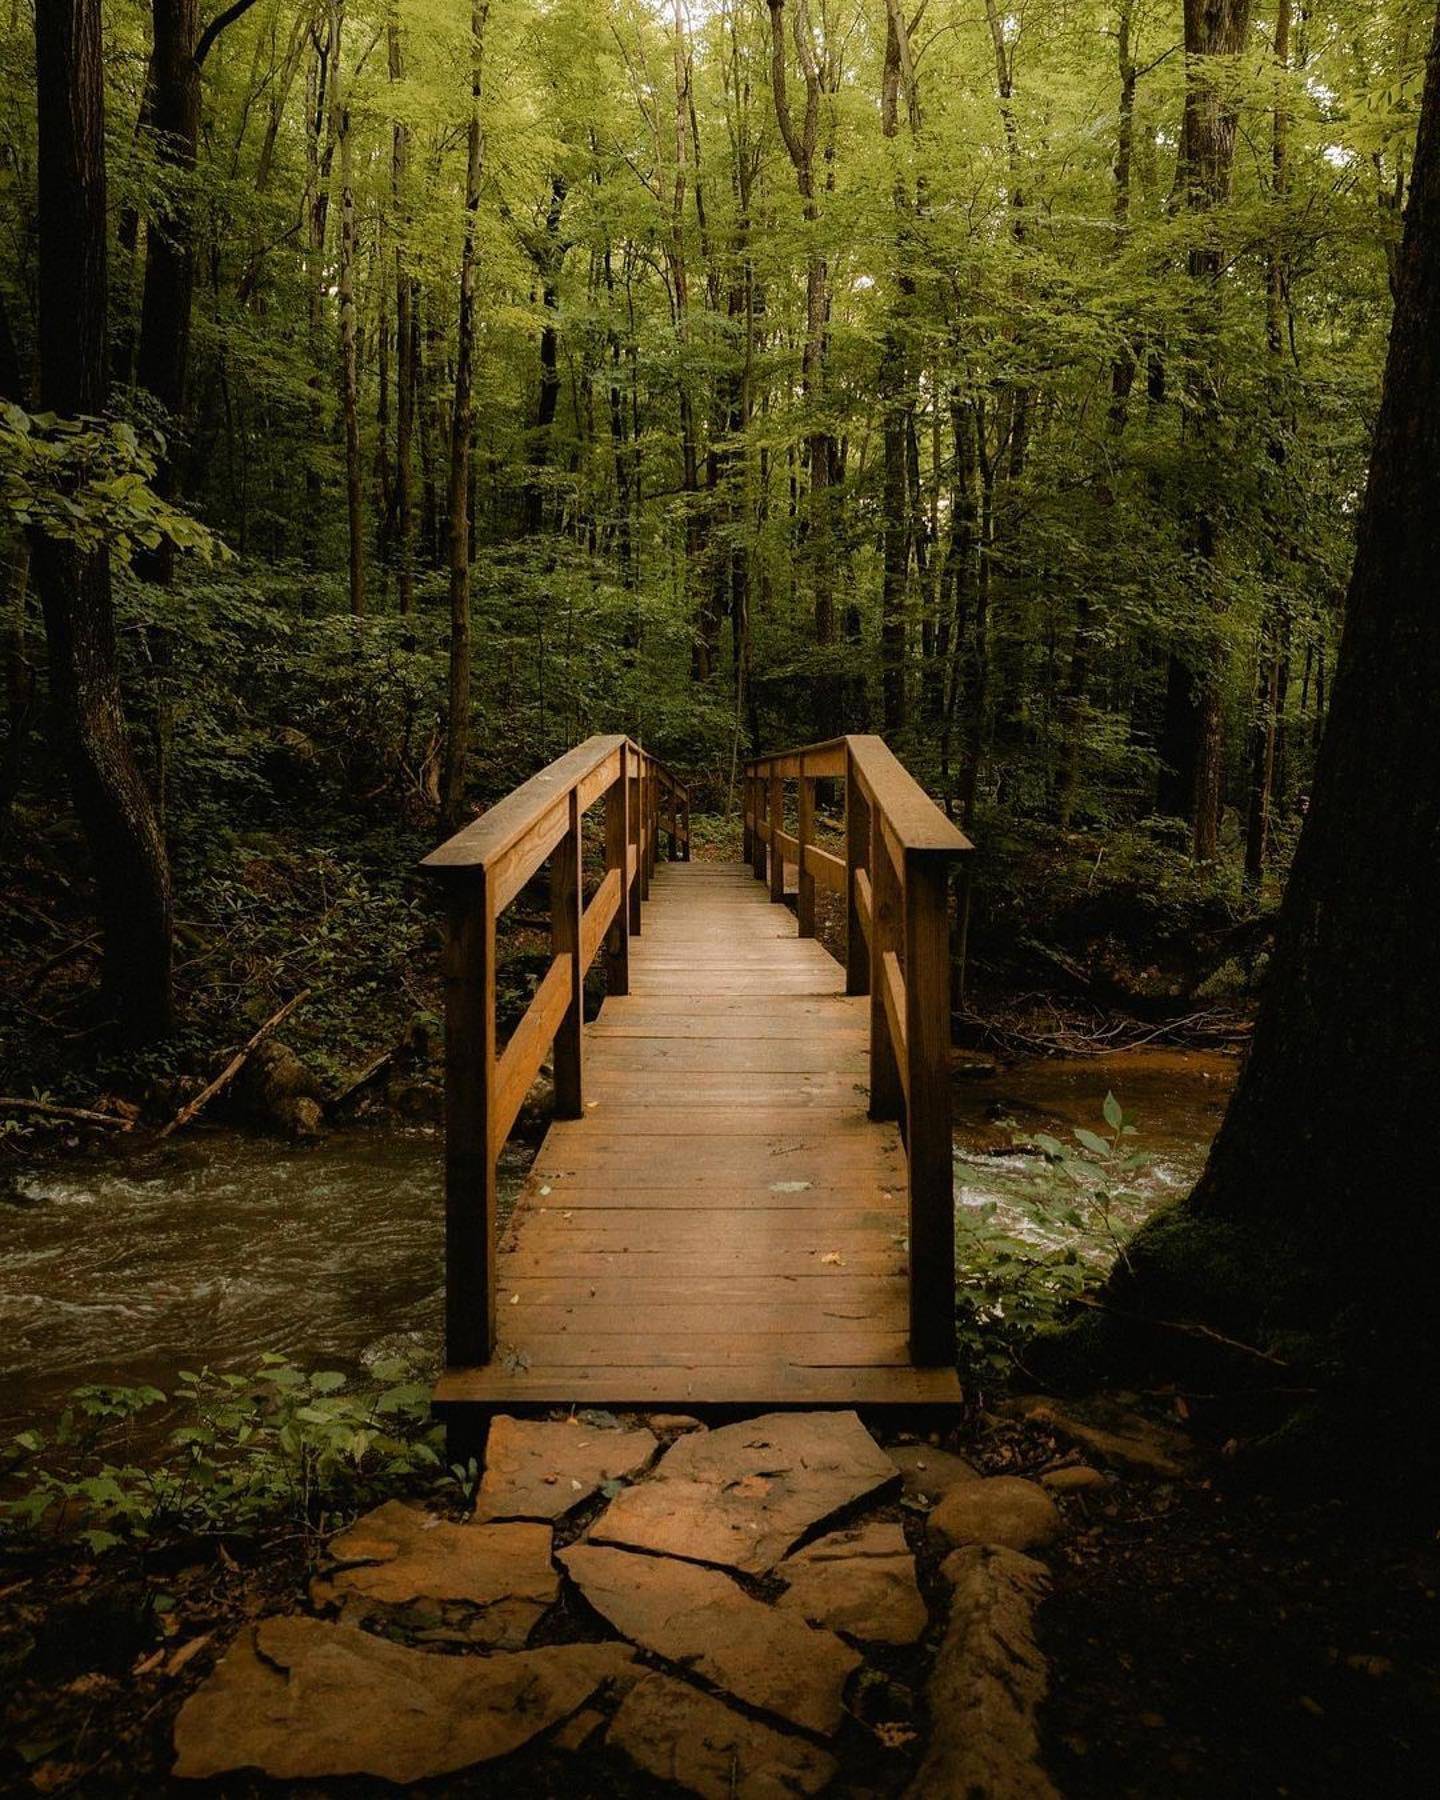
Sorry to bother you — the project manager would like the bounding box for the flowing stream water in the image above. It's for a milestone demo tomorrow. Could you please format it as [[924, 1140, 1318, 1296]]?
[[1, 1049, 1235, 1435]]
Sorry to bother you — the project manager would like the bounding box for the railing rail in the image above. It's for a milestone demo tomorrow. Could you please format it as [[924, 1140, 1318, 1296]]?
[[421, 734, 690, 1366], [743, 735, 972, 1365]]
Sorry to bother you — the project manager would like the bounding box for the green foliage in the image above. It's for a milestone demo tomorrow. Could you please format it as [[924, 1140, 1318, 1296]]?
[[0, 403, 228, 563], [954, 1095, 1150, 1386], [1, 1358, 448, 1554]]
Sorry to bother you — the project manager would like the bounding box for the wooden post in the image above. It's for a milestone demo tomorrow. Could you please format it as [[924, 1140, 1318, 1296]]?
[[605, 747, 631, 996], [845, 748, 869, 996], [442, 873, 496, 1365], [551, 788, 583, 1116], [742, 767, 753, 863], [905, 852, 956, 1364], [668, 782, 678, 861], [751, 771, 767, 881], [868, 808, 904, 1121], [797, 768, 816, 937], [768, 769, 784, 903], [628, 763, 642, 934], [681, 789, 690, 861], [639, 758, 652, 902]]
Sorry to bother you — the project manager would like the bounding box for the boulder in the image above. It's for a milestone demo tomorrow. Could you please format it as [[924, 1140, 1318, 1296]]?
[[887, 1443, 980, 1507], [234, 1039, 325, 1139], [473, 1415, 658, 1522], [906, 1546, 1055, 1799], [311, 1501, 557, 1648], [609, 1671, 838, 1799], [588, 1409, 896, 1575], [927, 1477, 1062, 1557], [778, 1522, 927, 1645], [1004, 1394, 1194, 1479], [173, 1617, 631, 1783], [560, 1542, 859, 1735]]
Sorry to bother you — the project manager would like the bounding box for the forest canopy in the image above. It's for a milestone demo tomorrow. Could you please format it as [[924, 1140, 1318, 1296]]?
[[0, 0, 1429, 1056]]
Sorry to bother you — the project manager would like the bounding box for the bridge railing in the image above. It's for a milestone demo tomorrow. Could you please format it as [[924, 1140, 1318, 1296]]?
[[421, 735, 690, 1366], [742, 736, 972, 1365]]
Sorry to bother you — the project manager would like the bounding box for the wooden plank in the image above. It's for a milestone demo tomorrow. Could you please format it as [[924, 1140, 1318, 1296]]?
[[803, 841, 846, 895], [488, 1334, 912, 1368], [551, 790, 583, 1115], [769, 770, 785, 903], [492, 954, 569, 1152], [581, 1040, 865, 1072], [581, 865, 622, 972], [504, 1273, 906, 1303], [498, 1300, 909, 1335], [422, 734, 624, 872], [603, 750, 630, 996], [881, 947, 909, 1095], [853, 867, 873, 947], [435, 1363, 962, 1407], [869, 806, 904, 1121], [846, 736, 972, 855]]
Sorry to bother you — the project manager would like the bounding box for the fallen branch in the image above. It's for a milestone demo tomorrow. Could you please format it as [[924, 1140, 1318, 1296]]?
[[0, 1097, 134, 1130], [158, 989, 311, 1139], [328, 1041, 403, 1114], [1070, 1293, 1289, 1367]]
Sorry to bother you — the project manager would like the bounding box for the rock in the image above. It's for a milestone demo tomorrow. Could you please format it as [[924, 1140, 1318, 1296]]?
[[778, 1522, 927, 1646], [589, 1410, 896, 1574], [234, 1039, 325, 1139], [887, 1443, 980, 1507], [647, 1413, 704, 1434], [560, 1543, 859, 1735], [1040, 1464, 1110, 1495], [907, 1546, 1055, 1799], [609, 1671, 838, 1799], [927, 1477, 1061, 1556], [473, 1415, 658, 1522], [1004, 1394, 1194, 1479], [172, 1616, 632, 1783], [311, 1501, 557, 1647]]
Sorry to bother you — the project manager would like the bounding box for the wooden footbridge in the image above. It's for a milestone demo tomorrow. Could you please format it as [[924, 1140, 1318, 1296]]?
[[421, 735, 971, 1418]]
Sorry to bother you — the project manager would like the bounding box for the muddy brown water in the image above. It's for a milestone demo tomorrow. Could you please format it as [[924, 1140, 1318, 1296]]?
[[1, 1049, 1235, 1434]]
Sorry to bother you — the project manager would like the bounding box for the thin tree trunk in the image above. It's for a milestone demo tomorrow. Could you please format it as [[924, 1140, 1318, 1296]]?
[[439, 1, 487, 837]]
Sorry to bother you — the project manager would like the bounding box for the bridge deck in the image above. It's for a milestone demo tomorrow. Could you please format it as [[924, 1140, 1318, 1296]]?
[[434, 860, 962, 1411]]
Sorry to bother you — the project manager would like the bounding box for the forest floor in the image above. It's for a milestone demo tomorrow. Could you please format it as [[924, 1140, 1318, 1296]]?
[[2, 1398, 1437, 1796]]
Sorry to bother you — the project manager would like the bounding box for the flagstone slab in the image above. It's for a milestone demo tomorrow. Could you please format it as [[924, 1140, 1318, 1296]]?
[[609, 1671, 838, 1799], [473, 1415, 659, 1522], [173, 1616, 632, 1783], [560, 1542, 860, 1735], [777, 1522, 927, 1645], [310, 1500, 557, 1647], [588, 1410, 897, 1574]]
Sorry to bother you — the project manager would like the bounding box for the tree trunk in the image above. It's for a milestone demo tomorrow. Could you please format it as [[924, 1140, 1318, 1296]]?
[[32, 0, 174, 1044], [439, 1, 486, 838], [389, 21, 415, 615], [336, 37, 364, 617], [1105, 2, 1440, 1417]]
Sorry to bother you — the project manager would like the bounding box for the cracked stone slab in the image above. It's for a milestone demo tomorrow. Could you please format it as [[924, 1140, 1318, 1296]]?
[[588, 1410, 897, 1574], [173, 1616, 632, 1783], [560, 1542, 859, 1735], [778, 1522, 927, 1645], [609, 1670, 838, 1799], [310, 1500, 557, 1647], [926, 1477, 1062, 1557], [473, 1415, 659, 1522], [906, 1545, 1057, 1800]]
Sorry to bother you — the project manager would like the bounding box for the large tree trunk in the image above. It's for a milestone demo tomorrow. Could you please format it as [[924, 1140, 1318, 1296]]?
[[1103, 3, 1440, 1425], [32, 0, 174, 1044], [439, 1, 486, 838], [336, 41, 365, 617]]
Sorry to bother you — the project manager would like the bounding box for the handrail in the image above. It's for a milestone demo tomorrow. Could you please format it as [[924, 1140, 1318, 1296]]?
[[421, 735, 690, 1366], [742, 735, 971, 1365]]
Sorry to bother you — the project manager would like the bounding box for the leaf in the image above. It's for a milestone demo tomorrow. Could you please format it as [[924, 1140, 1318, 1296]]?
[[1103, 1091, 1124, 1131], [1073, 1128, 1111, 1158]]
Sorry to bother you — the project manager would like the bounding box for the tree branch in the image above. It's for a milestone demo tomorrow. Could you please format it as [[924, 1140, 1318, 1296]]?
[[195, 0, 264, 70]]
